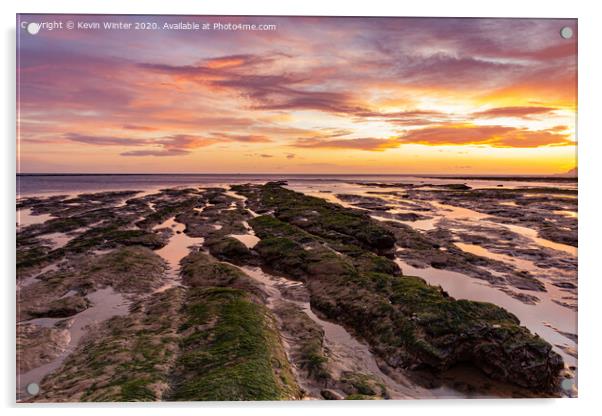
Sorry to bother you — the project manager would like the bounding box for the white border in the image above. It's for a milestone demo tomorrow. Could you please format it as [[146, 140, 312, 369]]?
[[2, 1, 600, 415]]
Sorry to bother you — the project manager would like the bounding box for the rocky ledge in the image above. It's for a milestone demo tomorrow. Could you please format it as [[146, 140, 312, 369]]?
[[231, 183, 564, 392], [29, 253, 301, 402]]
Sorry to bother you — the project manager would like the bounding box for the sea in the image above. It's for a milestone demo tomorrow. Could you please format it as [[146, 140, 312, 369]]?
[[16, 173, 577, 197]]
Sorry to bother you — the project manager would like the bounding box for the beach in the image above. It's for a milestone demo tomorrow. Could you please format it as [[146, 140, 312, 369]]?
[[16, 175, 577, 401]]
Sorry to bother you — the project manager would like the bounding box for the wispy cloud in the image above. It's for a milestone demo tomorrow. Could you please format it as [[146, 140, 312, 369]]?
[[472, 106, 557, 119], [210, 133, 271, 143], [294, 137, 401, 151], [292, 124, 573, 150], [121, 148, 190, 157], [122, 124, 159, 131], [397, 124, 573, 147], [65, 132, 267, 157], [65, 133, 148, 147]]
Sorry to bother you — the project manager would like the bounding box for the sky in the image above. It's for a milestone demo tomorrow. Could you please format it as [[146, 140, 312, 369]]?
[[17, 15, 577, 174]]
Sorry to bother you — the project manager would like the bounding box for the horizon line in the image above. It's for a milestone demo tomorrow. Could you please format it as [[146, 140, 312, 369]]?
[[16, 172, 577, 178]]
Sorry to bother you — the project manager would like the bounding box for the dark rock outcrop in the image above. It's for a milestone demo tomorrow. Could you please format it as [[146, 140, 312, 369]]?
[[204, 236, 257, 265], [233, 182, 396, 255], [234, 183, 564, 392]]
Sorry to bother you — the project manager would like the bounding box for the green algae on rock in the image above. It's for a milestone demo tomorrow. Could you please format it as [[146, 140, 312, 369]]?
[[31, 285, 301, 402], [204, 236, 257, 265], [18, 246, 166, 321], [170, 287, 301, 401], [180, 251, 266, 300], [16, 182, 573, 400], [32, 288, 185, 402], [232, 183, 396, 254], [233, 183, 564, 392]]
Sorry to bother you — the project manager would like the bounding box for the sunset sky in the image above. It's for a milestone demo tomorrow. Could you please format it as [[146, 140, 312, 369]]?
[[17, 15, 577, 174]]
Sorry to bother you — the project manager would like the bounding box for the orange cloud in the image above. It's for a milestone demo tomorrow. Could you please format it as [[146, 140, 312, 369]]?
[[472, 106, 557, 119], [397, 124, 574, 148], [204, 55, 251, 69], [210, 133, 271, 143], [293, 137, 401, 151], [292, 124, 574, 151], [121, 149, 191, 157]]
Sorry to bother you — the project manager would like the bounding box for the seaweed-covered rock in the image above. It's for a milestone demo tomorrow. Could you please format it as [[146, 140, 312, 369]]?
[[67, 227, 166, 252], [180, 251, 266, 300], [339, 372, 387, 398], [18, 246, 166, 322], [539, 225, 578, 247], [255, 237, 309, 280], [234, 183, 396, 254], [169, 287, 301, 401], [204, 236, 257, 265], [33, 288, 185, 402], [83, 246, 167, 293], [31, 283, 301, 402], [321, 389, 343, 400], [235, 184, 564, 392], [28, 295, 90, 318], [309, 271, 563, 390]]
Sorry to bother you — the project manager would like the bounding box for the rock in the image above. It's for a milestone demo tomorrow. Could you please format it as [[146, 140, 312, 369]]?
[[66, 225, 168, 253], [278, 283, 311, 302], [339, 372, 387, 398], [500, 289, 540, 305], [254, 236, 308, 280], [18, 245, 167, 322], [234, 184, 565, 392], [321, 389, 344, 400], [237, 183, 396, 254], [430, 254, 448, 269], [84, 246, 167, 293], [394, 213, 426, 221], [506, 272, 546, 291], [354, 202, 390, 211], [204, 236, 256, 265], [274, 301, 330, 384], [437, 184, 471, 191], [552, 281, 577, 289], [180, 251, 266, 301], [17, 322, 71, 373], [34, 287, 302, 402], [170, 287, 301, 401], [404, 185, 577, 248], [29, 295, 90, 318]]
